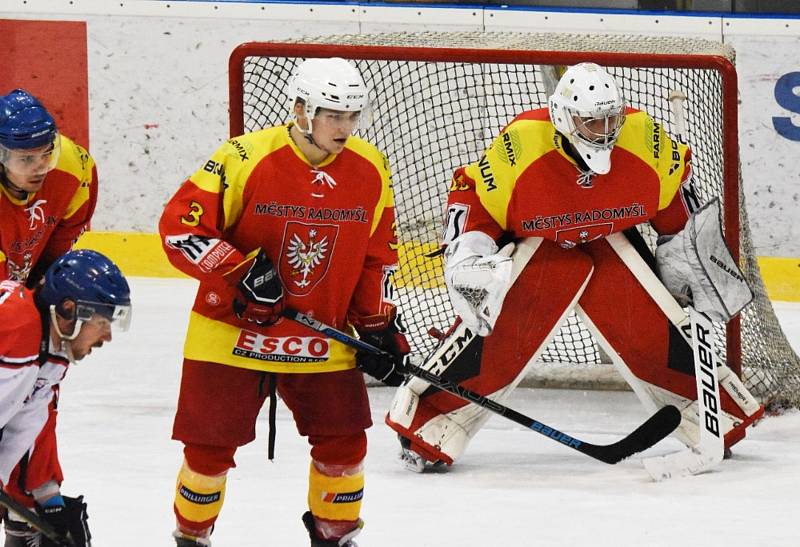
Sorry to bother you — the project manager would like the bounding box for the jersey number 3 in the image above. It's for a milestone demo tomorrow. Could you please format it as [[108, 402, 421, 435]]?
[[180, 201, 204, 227]]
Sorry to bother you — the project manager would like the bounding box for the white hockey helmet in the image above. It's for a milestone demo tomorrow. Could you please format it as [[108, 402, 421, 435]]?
[[286, 57, 370, 133], [548, 62, 625, 174]]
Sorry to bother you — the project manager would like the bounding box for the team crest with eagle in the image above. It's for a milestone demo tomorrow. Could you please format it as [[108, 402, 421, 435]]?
[[279, 222, 339, 296]]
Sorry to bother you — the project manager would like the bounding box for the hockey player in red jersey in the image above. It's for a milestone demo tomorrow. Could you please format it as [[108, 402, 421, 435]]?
[[0, 89, 97, 284], [0, 249, 131, 546], [0, 89, 100, 544], [386, 62, 763, 472], [160, 57, 408, 546]]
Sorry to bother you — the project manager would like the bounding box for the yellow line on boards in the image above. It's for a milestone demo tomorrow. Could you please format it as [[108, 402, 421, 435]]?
[[74, 231, 800, 301], [74, 231, 187, 278]]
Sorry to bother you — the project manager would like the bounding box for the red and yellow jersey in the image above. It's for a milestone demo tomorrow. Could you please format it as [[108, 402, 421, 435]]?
[[0, 135, 98, 283], [159, 124, 398, 373], [444, 107, 696, 248]]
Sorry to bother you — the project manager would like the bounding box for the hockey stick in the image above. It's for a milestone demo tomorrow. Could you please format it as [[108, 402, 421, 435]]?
[[642, 308, 724, 480], [606, 228, 726, 479], [640, 90, 726, 479], [284, 308, 681, 465], [0, 490, 74, 547]]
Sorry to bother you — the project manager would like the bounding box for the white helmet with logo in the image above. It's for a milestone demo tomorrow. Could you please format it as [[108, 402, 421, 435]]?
[[286, 57, 370, 133], [548, 62, 625, 174]]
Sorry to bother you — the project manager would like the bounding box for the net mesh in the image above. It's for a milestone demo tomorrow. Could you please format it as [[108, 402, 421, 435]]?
[[232, 32, 800, 408]]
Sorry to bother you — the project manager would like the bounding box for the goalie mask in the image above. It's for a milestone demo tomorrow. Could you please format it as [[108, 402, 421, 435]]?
[[548, 63, 625, 175], [286, 57, 371, 134]]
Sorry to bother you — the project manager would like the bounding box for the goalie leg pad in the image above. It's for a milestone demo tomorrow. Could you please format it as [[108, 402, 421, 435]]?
[[627, 381, 762, 449], [388, 383, 508, 465], [387, 240, 594, 465], [580, 236, 763, 449]]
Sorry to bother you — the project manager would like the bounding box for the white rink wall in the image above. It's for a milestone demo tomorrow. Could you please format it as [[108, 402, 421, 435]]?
[[2, 2, 800, 256]]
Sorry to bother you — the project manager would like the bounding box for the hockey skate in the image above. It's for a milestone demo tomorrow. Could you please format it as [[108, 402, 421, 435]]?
[[173, 529, 212, 547], [301, 511, 362, 547]]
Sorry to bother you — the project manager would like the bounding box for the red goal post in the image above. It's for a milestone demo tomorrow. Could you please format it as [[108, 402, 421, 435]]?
[[228, 32, 799, 409]]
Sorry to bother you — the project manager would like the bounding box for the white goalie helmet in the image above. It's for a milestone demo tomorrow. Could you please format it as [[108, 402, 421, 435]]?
[[548, 62, 625, 174], [286, 57, 370, 133]]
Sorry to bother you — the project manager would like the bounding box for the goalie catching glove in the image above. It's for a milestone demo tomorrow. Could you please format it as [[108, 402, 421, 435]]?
[[444, 231, 515, 336], [224, 248, 285, 326], [655, 198, 753, 322], [352, 310, 410, 387]]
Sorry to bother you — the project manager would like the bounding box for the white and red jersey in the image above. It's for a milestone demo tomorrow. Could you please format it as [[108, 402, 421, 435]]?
[[443, 107, 695, 247], [0, 135, 98, 283], [0, 280, 69, 485], [159, 124, 398, 373]]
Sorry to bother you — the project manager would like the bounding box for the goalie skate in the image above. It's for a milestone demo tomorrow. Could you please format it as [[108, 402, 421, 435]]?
[[397, 436, 445, 473]]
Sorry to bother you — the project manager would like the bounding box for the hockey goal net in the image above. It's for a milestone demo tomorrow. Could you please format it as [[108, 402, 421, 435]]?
[[229, 32, 800, 409]]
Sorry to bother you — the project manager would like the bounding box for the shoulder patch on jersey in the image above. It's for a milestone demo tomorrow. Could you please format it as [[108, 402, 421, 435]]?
[[495, 117, 558, 174], [495, 129, 523, 168], [197, 127, 289, 189], [224, 126, 286, 163]]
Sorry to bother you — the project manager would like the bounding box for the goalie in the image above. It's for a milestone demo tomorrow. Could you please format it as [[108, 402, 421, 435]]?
[[386, 62, 764, 472]]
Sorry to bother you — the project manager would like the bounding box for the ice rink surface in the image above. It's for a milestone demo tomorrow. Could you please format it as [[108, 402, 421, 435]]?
[[55, 278, 800, 546]]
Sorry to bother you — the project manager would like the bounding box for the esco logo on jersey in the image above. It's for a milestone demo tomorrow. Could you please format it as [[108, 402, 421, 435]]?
[[233, 329, 330, 362], [279, 222, 338, 296]]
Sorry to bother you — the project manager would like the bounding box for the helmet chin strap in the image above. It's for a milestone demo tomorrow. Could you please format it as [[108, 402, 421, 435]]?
[[292, 117, 337, 158], [49, 305, 82, 363]]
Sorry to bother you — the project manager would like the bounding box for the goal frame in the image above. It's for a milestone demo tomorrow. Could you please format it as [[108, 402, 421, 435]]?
[[228, 40, 743, 374]]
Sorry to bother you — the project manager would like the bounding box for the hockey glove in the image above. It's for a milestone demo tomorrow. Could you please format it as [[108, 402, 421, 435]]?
[[444, 231, 515, 336], [37, 495, 91, 547], [225, 249, 285, 326], [353, 312, 410, 387]]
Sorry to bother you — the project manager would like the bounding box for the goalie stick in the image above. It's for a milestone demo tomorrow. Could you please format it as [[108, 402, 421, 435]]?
[[625, 90, 725, 480], [641, 308, 725, 480], [283, 308, 681, 465], [606, 224, 727, 478], [0, 490, 75, 547]]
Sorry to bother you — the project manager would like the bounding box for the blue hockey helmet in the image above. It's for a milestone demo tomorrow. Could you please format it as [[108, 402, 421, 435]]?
[[0, 89, 58, 150], [39, 249, 132, 331]]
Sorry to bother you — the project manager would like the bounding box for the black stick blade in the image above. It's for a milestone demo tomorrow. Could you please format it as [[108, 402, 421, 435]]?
[[584, 405, 682, 464]]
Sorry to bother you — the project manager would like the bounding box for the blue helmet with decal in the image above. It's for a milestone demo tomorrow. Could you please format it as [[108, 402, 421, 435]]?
[[39, 249, 132, 331], [0, 89, 58, 150]]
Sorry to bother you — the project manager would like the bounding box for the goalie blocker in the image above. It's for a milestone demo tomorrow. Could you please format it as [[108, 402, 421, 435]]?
[[386, 228, 763, 469]]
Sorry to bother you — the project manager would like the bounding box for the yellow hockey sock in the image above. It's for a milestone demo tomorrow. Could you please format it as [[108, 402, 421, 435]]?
[[307, 462, 364, 522], [174, 461, 227, 528]]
